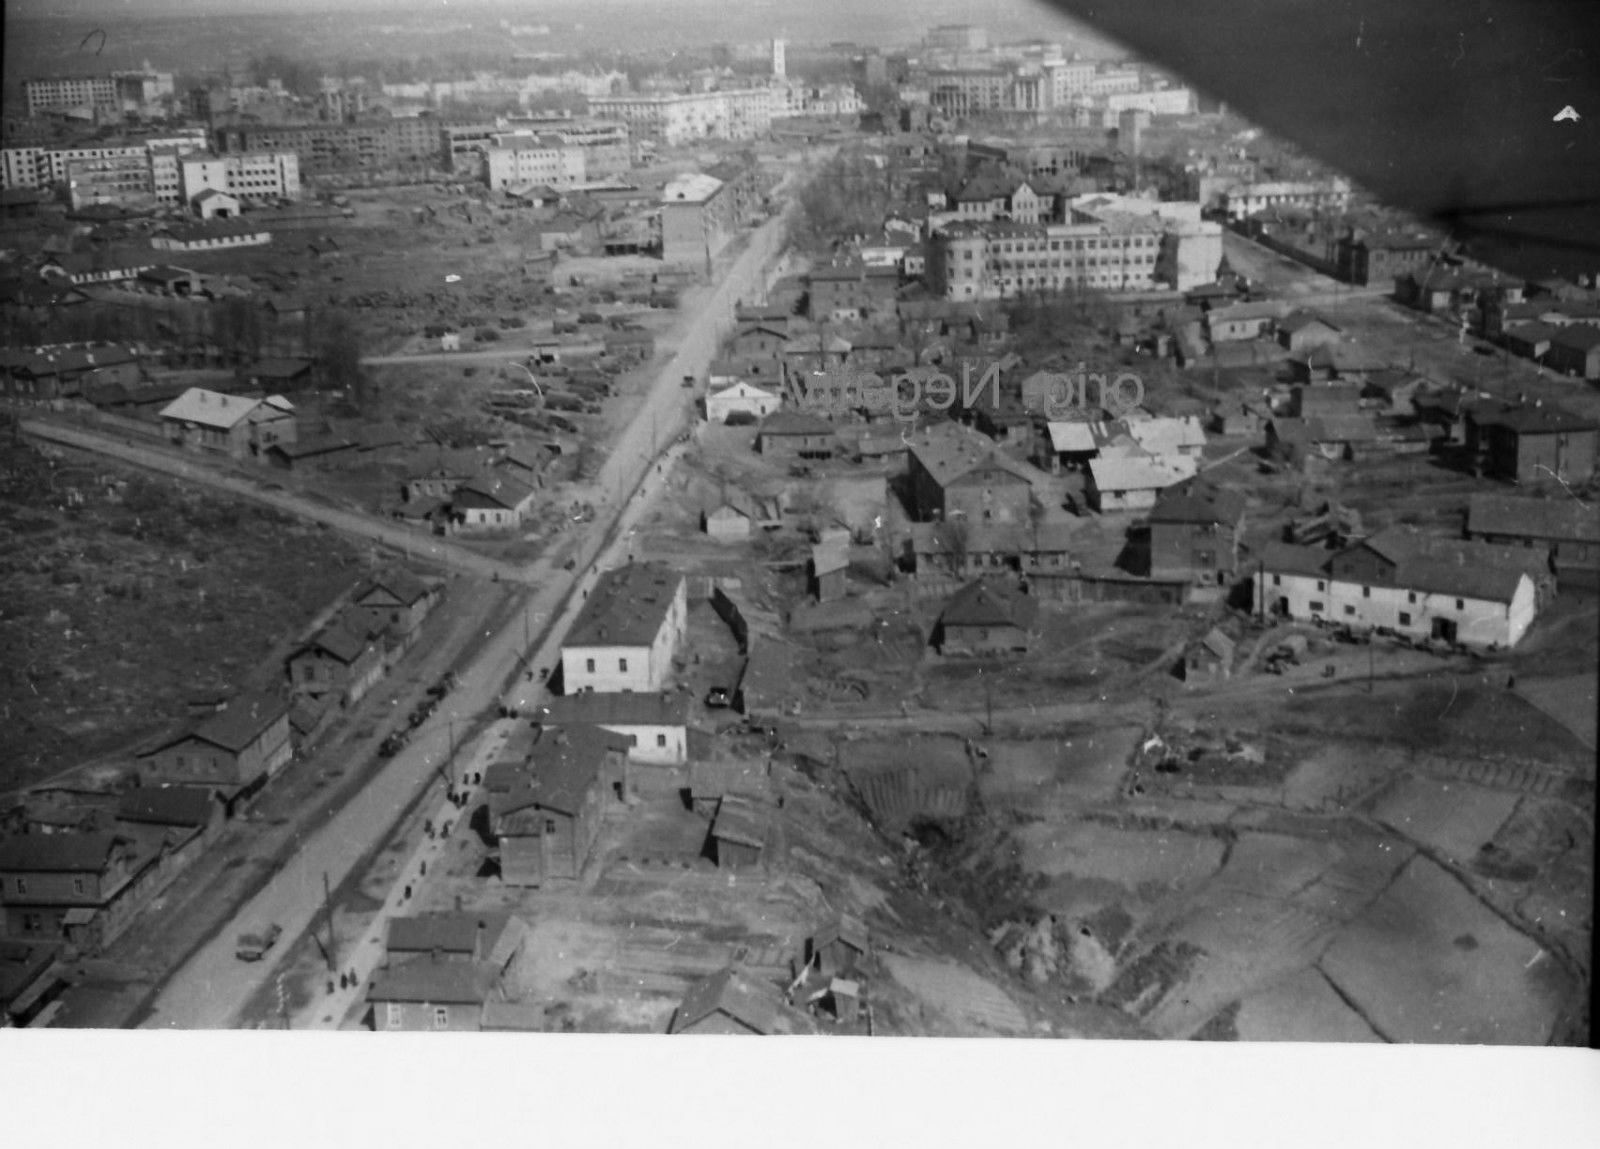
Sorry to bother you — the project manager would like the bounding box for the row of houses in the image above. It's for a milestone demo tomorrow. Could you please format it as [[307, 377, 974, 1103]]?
[[363, 905, 870, 1033], [0, 571, 439, 956], [394, 444, 557, 534]]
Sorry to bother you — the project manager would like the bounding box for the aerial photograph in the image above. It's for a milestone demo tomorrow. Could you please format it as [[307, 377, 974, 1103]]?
[[0, 0, 1594, 1089]]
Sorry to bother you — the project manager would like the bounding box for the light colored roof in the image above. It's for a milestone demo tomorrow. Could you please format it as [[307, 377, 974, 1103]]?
[[661, 173, 724, 204], [158, 387, 260, 429], [1126, 415, 1207, 455], [811, 540, 850, 577], [1088, 454, 1196, 492], [1046, 421, 1098, 453]]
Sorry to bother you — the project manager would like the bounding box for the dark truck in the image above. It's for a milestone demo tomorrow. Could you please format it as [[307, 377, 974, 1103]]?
[[235, 923, 283, 962]]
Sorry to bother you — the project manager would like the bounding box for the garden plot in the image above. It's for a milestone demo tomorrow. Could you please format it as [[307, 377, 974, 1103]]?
[[978, 725, 1138, 811], [1280, 744, 1401, 811], [1230, 968, 1383, 1042], [1140, 833, 1351, 1037], [881, 953, 1029, 1035], [1016, 821, 1227, 928], [1320, 855, 1566, 1044], [1371, 776, 1520, 864]]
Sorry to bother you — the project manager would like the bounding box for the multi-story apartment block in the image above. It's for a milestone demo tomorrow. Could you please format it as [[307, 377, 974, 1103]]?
[[927, 216, 1167, 299], [65, 152, 156, 210], [589, 89, 772, 145], [560, 563, 687, 694], [23, 76, 118, 117], [483, 136, 586, 190], [177, 151, 301, 205], [499, 116, 631, 178], [1218, 179, 1353, 222], [214, 118, 442, 173]]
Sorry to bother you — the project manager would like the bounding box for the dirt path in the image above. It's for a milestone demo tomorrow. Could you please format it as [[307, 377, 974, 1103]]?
[[19, 418, 527, 582]]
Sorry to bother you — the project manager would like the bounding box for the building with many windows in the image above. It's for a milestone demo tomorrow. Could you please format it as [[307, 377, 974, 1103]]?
[[927, 216, 1168, 299], [214, 118, 443, 173], [177, 151, 301, 206], [23, 76, 118, 117], [483, 135, 586, 190], [589, 89, 772, 145]]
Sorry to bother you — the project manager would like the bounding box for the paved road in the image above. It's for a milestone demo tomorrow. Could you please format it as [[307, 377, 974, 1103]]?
[[18, 419, 527, 583], [137, 184, 799, 1030]]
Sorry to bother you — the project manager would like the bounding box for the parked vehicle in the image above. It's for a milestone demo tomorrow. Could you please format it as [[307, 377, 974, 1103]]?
[[705, 687, 731, 709], [236, 923, 283, 962]]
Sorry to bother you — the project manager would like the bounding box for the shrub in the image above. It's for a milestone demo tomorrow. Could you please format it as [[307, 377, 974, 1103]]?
[[475, 327, 500, 342]]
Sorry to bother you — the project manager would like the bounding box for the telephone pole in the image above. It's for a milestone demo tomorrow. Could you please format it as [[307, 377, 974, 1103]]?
[[321, 871, 336, 973]]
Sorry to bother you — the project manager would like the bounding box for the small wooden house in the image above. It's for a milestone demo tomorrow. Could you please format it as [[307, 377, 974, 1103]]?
[[710, 795, 766, 869], [807, 913, 870, 979]]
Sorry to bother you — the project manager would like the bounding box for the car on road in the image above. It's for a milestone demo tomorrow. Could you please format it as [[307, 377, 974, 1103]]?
[[426, 671, 458, 698], [235, 923, 282, 962], [705, 687, 731, 709]]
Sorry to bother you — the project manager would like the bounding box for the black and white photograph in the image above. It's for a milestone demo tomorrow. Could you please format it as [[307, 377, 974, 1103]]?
[[1, 0, 1597, 1141]]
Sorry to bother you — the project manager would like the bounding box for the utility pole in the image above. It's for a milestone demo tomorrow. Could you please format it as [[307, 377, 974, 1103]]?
[[321, 871, 336, 973]]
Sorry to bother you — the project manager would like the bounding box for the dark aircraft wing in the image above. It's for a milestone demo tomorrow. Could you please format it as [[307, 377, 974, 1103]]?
[[1042, 0, 1600, 275]]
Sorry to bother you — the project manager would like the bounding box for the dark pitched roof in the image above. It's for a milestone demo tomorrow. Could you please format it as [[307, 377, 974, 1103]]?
[[537, 692, 689, 727], [1278, 309, 1340, 334], [0, 832, 126, 873], [1149, 480, 1246, 526], [1550, 325, 1600, 352], [565, 562, 682, 648], [1471, 401, 1598, 434], [1467, 494, 1600, 543], [940, 578, 1038, 630], [367, 956, 499, 1005], [191, 691, 288, 753], [116, 787, 215, 828], [812, 912, 870, 955], [712, 794, 767, 849], [357, 568, 430, 607], [386, 912, 514, 959], [1258, 540, 1334, 578], [670, 966, 810, 1035]]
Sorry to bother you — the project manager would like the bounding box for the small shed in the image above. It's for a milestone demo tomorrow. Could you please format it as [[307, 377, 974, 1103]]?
[[710, 795, 766, 869], [1177, 628, 1235, 684], [807, 912, 870, 979]]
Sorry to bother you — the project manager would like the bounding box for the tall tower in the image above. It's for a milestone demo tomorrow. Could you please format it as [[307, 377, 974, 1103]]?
[[772, 38, 786, 80]]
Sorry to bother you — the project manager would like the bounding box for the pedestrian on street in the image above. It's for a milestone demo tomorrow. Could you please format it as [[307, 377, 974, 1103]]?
[[420, 861, 427, 876], [404, 884, 412, 900]]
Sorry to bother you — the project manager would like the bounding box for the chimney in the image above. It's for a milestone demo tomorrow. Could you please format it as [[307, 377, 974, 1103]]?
[[476, 919, 487, 961]]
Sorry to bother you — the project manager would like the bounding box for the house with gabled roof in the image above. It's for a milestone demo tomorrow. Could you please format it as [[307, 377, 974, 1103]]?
[[669, 966, 815, 1035], [1177, 628, 1236, 684], [536, 692, 689, 767], [1467, 492, 1600, 580], [706, 378, 782, 425], [367, 931, 520, 1032], [489, 731, 611, 886], [158, 387, 296, 460], [1, 938, 66, 1028], [806, 913, 870, 979], [0, 832, 155, 953], [908, 520, 1074, 579], [349, 568, 436, 642], [906, 421, 1038, 524], [1546, 324, 1600, 380], [451, 471, 537, 532], [134, 690, 292, 811], [1085, 453, 1197, 512], [810, 538, 851, 602], [1205, 300, 1283, 343], [756, 410, 838, 458], [934, 577, 1038, 655], [285, 613, 385, 706], [1147, 480, 1246, 582], [1276, 310, 1343, 352], [1255, 530, 1542, 649]]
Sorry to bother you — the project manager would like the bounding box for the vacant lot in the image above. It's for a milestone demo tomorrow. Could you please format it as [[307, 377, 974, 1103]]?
[[0, 441, 363, 792]]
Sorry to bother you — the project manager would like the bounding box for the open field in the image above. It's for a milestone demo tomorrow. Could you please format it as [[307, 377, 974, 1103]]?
[[0, 439, 363, 792]]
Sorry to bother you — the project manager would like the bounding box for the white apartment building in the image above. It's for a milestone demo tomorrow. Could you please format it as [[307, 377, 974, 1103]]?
[[928, 216, 1166, 299], [1106, 87, 1194, 116], [483, 136, 586, 190], [3, 130, 209, 193], [1219, 179, 1354, 222], [560, 564, 688, 694], [178, 152, 301, 206], [589, 89, 773, 145]]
